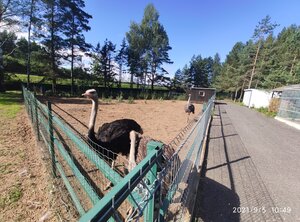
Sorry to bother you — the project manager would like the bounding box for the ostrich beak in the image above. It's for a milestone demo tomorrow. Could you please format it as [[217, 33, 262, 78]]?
[[82, 92, 87, 97]]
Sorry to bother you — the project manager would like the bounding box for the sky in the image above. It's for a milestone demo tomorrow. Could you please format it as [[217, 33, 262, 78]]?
[[83, 0, 300, 76]]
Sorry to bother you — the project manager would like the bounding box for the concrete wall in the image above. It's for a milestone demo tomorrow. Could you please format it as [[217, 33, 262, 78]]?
[[243, 89, 272, 108]]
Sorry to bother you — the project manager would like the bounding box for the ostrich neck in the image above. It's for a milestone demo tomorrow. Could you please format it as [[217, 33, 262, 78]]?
[[187, 95, 191, 104], [88, 98, 98, 134]]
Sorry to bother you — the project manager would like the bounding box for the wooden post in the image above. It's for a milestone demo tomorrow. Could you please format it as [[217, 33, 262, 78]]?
[[47, 101, 56, 177]]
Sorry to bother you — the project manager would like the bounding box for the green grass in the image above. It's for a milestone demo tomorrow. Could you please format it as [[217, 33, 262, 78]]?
[[0, 91, 22, 118], [127, 96, 135, 104], [0, 163, 13, 175], [255, 107, 277, 118], [8, 185, 22, 203], [9, 73, 84, 85], [8, 73, 168, 90], [0, 184, 23, 208]]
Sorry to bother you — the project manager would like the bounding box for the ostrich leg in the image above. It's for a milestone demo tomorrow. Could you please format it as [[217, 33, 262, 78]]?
[[104, 161, 115, 191]]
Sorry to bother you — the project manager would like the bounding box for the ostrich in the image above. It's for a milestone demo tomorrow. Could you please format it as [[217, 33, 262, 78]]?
[[184, 94, 195, 122], [82, 89, 143, 172]]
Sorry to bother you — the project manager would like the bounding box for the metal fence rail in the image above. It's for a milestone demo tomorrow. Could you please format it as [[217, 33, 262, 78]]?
[[23, 85, 215, 221]]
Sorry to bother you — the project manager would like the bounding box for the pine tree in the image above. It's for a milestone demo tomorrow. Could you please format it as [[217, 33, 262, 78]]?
[[0, 0, 28, 91], [38, 0, 66, 93], [126, 4, 172, 91], [248, 15, 279, 88], [60, 0, 92, 95], [115, 38, 128, 87]]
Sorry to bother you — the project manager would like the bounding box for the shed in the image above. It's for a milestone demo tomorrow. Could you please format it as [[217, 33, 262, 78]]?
[[186, 87, 216, 104], [243, 89, 272, 108]]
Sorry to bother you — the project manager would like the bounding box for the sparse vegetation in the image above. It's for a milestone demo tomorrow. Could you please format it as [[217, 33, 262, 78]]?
[[255, 107, 277, 117], [116, 92, 124, 103], [0, 163, 13, 175], [0, 184, 23, 208], [8, 184, 22, 203], [127, 96, 134, 104], [0, 91, 22, 118]]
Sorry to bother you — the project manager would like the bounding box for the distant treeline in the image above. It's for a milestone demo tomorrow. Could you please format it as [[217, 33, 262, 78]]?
[[213, 17, 300, 100], [1, 1, 299, 99]]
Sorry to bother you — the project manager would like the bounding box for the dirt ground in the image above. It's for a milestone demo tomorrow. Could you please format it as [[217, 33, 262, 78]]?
[[0, 108, 54, 222], [49, 98, 202, 144], [0, 97, 202, 221]]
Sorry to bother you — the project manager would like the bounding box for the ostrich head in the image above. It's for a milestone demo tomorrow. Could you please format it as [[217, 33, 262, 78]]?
[[82, 89, 98, 101]]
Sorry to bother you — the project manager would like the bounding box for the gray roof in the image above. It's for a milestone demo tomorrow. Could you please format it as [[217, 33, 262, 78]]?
[[272, 84, 300, 92]]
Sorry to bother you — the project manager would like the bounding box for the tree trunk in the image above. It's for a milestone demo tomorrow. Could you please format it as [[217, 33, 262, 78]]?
[[248, 41, 261, 89], [151, 79, 154, 91], [234, 86, 239, 102], [50, 2, 56, 94], [118, 63, 122, 88], [71, 44, 74, 95], [0, 48, 4, 92], [255, 79, 259, 89], [27, 0, 34, 88], [130, 72, 133, 88], [238, 78, 246, 102], [70, 15, 75, 96]]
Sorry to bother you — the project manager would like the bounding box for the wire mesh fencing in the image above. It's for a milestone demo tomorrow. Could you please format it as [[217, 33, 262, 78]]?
[[23, 85, 215, 221], [277, 88, 300, 122]]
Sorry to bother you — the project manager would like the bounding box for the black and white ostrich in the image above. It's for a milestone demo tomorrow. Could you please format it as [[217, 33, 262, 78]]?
[[83, 89, 178, 197], [184, 94, 195, 122], [82, 89, 143, 171]]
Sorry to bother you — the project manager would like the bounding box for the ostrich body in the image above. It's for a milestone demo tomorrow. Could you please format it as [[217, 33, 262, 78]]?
[[184, 94, 195, 122], [82, 89, 143, 171]]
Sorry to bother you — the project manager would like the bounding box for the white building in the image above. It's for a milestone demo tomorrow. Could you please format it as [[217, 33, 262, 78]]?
[[243, 89, 272, 108]]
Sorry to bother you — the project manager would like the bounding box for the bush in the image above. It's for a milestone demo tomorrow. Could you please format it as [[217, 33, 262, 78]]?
[[127, 96, 134, 104], [116, 92, 124, 103], [176, 94, 186, 100], [269, 98, 280, 112]]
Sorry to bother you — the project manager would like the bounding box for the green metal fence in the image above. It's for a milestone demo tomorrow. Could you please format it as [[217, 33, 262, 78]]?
[[22, 85, 215, 221]]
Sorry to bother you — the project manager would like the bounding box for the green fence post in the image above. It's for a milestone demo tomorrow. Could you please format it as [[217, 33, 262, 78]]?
[[34, 93, 40, 141], [47, 101, 56, 177], [29, 94, 34, 122], [144, 141, 162, 222]]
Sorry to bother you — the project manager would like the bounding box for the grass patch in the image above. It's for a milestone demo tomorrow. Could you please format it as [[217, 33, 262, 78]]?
[[127, 96, 135, 104], [8, 185, 22, 203], [8, 73, 169, 90], [254, 107, 277, 118], [233, 101, 244, 106], [0, 91, 22, 118], [0, 184, 23, 208], [0, 163, 13, 175]]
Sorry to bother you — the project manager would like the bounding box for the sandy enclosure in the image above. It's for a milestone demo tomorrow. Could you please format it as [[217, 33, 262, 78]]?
[[48, 98, 203, 145], [28, 97, 203, 219]]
